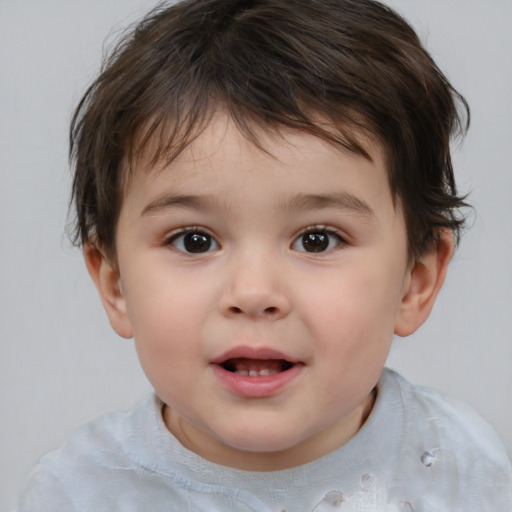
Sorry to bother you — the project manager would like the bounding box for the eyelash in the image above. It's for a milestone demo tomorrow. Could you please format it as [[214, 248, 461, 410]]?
[[163, 225, 347, 255]]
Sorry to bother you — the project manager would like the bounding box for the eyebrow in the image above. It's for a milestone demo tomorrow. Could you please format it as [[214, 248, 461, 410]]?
[[141, 194, 215, 216], [282, 192, 375, 220], [141, 191, 375, 220]]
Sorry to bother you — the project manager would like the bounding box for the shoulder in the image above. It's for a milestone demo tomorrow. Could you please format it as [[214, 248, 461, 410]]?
[[38, 394, 154, 471], [15, 394, 245, 512], [380, 368, 512, 509], [384, 368, 509, 463], [15, 470, 75, 512], [15, 394, 160, 512]]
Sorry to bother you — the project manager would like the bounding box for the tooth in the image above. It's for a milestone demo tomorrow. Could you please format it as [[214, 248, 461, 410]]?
[[232, 366, 284, 377]]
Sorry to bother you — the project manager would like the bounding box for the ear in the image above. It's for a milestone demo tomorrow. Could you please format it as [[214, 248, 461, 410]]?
[[84, 244, 133, 339], [394, 230, 454, 337]]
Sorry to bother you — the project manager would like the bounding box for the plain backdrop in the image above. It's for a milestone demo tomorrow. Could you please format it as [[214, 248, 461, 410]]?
[[1, 0, 511, 509]]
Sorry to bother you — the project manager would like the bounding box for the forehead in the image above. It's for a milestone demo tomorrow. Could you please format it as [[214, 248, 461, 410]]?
[[122, 113, 395, 219]]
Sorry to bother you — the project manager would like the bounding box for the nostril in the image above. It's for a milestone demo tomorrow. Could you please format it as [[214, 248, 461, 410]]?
[[227, 305, 279, 315]]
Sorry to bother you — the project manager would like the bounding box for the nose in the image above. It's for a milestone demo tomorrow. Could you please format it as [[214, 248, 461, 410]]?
[[219, 251, 291, 320]]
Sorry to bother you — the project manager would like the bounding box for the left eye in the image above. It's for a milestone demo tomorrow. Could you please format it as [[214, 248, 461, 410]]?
[[167, 231, 220, 254], [292, 229, 344, 253]]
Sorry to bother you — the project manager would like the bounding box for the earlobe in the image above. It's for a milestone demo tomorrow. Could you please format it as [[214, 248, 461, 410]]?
[[84, 244, 134, 339], [394, 230, 454, 337]]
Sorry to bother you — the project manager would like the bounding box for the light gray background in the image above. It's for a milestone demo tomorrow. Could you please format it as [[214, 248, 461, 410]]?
[[1, 1, 511, 510]]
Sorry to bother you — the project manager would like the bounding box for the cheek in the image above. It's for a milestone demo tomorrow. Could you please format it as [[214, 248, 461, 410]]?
[[122, 270, 213, 359], [129, 292, 207, 399], [304, 262, 404, 352]]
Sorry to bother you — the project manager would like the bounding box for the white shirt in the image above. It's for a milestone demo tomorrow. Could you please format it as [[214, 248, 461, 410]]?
[[15, 369, 512, 511]]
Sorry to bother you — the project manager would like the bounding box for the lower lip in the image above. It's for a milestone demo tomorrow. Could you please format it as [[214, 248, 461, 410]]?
[[210, 364, 303, 398]]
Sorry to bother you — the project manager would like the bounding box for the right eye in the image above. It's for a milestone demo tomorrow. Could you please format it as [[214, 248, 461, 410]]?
[[166, 230, 220, 254]]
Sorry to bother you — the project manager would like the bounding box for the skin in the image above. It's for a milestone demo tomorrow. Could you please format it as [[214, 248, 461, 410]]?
[[86, 115, 453, 471]]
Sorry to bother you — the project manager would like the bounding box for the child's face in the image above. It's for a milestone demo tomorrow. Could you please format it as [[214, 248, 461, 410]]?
[[91, 114, 438, 470]]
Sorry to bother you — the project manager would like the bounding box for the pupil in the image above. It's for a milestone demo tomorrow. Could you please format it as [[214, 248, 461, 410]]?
[[184, 232, 211, 253], [302, 232, 328, 252]]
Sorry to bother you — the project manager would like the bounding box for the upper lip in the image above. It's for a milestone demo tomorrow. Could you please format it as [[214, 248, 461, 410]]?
[[211, 345, 299, 365]]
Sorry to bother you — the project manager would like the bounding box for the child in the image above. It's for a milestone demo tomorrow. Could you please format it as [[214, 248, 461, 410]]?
[[16, 0, 512, 510]]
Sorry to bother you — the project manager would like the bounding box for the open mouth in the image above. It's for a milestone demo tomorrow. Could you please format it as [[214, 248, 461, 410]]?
[[211, 349, 303, 396], [220, 358, 295, 377]]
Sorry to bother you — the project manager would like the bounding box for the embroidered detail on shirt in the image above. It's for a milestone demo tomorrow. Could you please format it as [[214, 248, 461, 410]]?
[[420, 450, 436, 467], [311, 490, 345, 510], [310, 474, 409, 512]]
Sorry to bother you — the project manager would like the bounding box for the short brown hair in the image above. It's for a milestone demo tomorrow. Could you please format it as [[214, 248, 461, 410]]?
[[69, 0, 469, 262]]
